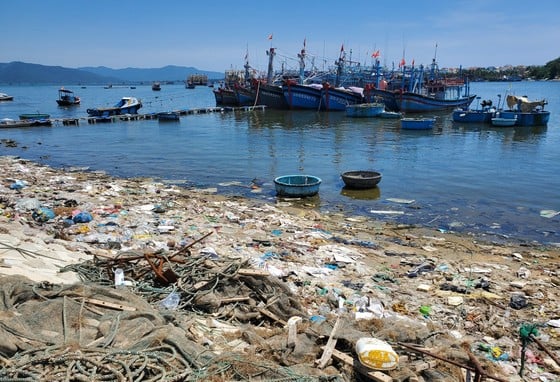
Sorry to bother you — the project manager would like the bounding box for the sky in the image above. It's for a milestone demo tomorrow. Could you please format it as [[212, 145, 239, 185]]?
[[2, 0, 559, 74]]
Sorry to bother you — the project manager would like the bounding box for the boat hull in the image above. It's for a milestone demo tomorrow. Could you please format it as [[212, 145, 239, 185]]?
[[401, 118, 435, 130], [397, 93, 476, 113], [87, 105, 142, 117], [235, 87, 256, 106], [499, 110, 550, 126], [157, 112, 180, 121], [256, 84, 289, 109], [364, 89, 398, 112], [341, 171, 382, 189], [346, 103, 385, 118], [321, 88, 363, 111], [213, 88, 238, 106], [282, 83, 322, 110], [452, 108, 495, 123]]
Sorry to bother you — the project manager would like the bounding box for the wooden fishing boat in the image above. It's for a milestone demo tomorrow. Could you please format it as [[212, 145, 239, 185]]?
[[341, 171, 382, 189], [274, 175, 321, 197]]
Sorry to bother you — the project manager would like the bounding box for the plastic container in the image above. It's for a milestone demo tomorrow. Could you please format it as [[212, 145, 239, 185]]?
[[114, 268, 125, 288], [355, 337, 399, 370]]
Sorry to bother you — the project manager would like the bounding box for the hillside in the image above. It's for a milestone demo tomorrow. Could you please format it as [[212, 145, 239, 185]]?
[[0, 62, 118, 85], [78, 65, 223, 83], [0, 62, 223, 85]]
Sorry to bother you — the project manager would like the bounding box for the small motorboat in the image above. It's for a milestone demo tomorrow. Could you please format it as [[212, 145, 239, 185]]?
[[56, 88, 80, 106], [87, 97, 142, 117], [341, 171, 382, 189], [0, 92, 14, 101], [378, 110, 402, 119], [157, 111, 180, 122], [274, 175, 321, 197], [400, 117, 435, 130], [152, 82, 161, 91]]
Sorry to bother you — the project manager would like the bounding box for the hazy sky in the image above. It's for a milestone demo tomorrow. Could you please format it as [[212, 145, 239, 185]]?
[[2, 0, 558, 73]]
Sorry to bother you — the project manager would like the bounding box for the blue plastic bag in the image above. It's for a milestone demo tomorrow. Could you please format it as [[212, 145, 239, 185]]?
[[73, 211, 93, 223]]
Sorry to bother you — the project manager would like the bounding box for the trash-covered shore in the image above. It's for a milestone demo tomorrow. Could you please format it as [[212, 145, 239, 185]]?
[[0, 155, 559, 381]]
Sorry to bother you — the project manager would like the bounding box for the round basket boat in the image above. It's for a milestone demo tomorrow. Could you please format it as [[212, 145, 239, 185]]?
[[274, 175, 322, 197], [341, 171, 382, 189]]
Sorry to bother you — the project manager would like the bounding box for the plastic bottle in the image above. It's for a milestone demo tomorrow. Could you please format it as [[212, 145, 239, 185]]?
[[160, 292, 180, 310], [114, 268, 125, 288]]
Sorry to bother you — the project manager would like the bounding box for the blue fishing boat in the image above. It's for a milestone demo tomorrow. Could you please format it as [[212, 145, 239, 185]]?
[[274, 175, 321, 197], [86, 97, 142, 117], [397, 91, 476, 113], [321, 85, 363, 111], [502, 95, 550, 126], [283, 82, 323, 110], [452, 99, 497, 123], [400, 117, 435, 130], [346, 102, 385, 118], [19, 113, 50, 120], [255, 83, 289, 109]]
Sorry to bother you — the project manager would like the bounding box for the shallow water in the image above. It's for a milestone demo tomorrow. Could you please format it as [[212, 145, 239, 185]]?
[[0, 81, 559, 245]]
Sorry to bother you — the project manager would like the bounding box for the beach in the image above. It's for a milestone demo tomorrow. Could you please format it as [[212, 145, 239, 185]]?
[[0, 155, 559, 381]]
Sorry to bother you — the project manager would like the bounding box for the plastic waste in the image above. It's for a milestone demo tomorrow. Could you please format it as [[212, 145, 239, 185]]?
[[407, 262, 435, 277], [510, 293, 528, 309], [73, 211, 93, 223], [9, 180, 27, 190], [356, 337, 399, 370], [32, 207, 56, 222], [114, 268, 125, 288], [15, 198, 41, 211], [419, 305, 431, 317], [159, 291, 180, 310]]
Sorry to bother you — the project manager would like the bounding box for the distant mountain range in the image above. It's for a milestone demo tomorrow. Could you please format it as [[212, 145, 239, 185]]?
[[0, 62, 224, 85]]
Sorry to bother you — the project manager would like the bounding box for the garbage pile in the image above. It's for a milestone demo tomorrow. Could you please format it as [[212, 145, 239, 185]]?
[[0, 156, 559, 381]]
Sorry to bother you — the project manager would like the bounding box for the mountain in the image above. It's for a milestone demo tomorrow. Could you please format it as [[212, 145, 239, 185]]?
[[79, 65, 223, 82], [0, 62, 118, 85], [0, 62, 224, 85]]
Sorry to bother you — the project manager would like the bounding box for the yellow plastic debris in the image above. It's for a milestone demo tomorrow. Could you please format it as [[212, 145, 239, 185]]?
[[355, 337, 399, 370]]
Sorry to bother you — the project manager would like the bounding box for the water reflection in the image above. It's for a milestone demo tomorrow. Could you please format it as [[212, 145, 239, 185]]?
[[340, 186, 381, 200]]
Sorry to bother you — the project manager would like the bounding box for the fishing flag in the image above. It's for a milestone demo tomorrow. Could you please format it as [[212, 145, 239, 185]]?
[[268, 34, 273, 40], [372, 50, 380, 58], [399, 58, 406, 67]]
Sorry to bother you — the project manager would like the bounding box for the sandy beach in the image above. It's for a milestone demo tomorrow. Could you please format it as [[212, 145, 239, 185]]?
[[0, 155, 559, 381]]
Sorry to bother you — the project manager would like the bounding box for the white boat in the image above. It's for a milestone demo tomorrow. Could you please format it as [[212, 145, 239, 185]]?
[[0, 92, 14, 101], [86, 97, 143, 117]]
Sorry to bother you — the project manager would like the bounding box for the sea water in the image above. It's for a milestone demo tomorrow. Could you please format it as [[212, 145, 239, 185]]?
[[0, 81, 559, 245]]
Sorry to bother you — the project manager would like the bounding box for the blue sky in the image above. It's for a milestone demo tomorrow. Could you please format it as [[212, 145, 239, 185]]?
[[2, 0, 558, 73]]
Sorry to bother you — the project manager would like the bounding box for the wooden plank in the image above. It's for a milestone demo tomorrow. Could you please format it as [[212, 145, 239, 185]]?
[[327, 347, 394, 382], [82, 297, 136, 311], [316, 318, 341, 369], [257, 307, 286, 326], [237, 268, 270, 276]]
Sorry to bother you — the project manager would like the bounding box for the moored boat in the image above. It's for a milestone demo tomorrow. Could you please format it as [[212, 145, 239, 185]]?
[[19, 113, 50, 120], [157, 111, 180, 121], [341, 171, 382, 189], [398, 92, 476, 113], [86, 97, 142, 117], [255, 83, 289, 109], [283, 82, 323, 110], [274, 175, 321, 197], [320, 85, 363, 111], [1, 118, 52, 128], [452, 99, 497, 123], [491, 115, 517, 127], [400, 117, 435, 130], [501, 94, 550, 126], [346, 102, 385, 118], [152, 82, 161, 91], [56, 88, 80, 106]]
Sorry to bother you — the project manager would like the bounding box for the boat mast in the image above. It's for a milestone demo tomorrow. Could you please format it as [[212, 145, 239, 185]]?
[[266, 47, 275, 84], [298, 39, 306, 85], [335, 44, 345, 87]]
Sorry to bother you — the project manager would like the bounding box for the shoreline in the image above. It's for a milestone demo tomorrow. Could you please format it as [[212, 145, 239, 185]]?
[[1, 155, 559, 380]]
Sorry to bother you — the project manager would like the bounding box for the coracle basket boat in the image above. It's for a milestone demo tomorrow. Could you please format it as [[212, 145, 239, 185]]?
[[341, 171, 382, 189], [274, 175, 322, 197]]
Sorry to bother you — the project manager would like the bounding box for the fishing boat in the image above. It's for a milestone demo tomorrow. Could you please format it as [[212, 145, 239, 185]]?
[[0, 92, 14, 101], [1, 118, 52, 128], [234, 84, 256, 106], [400, 117, 435, 130], [452, 99, 496, 123], [341, 171, 382, 189], [86, 97, 142, 117], [321, 85, 363, 111], [397, 90, 476, 113], [274, 175, 321, 197], [56, 88, 80, 106], [283, 82, 323, 110], [346, 102, 385, 118], [255, 82, 289, 109], [378, 110, 402, 119], [500, 94, 550, 126], [213, 87, 238, 106], [152, 82, 161, 91]]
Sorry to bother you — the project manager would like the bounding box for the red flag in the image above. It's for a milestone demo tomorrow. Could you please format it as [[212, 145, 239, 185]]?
[[267, 34, 273, 40], [399, 58, 406, 67], [372, 50, 380, 58]]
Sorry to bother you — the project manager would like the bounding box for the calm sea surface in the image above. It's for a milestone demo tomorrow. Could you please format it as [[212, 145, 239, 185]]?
[[1, 82, 559, 245]]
